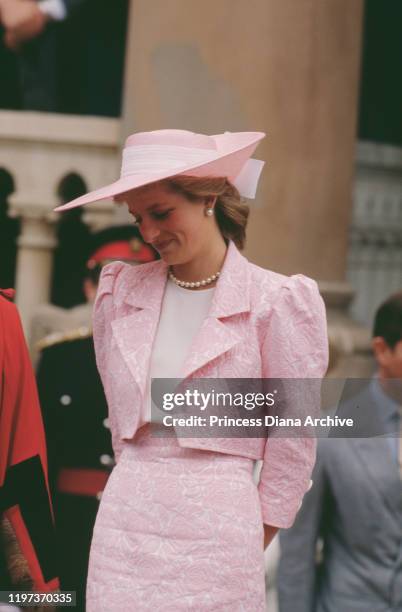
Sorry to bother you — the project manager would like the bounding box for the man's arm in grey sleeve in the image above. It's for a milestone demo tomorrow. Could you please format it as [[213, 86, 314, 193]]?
[[277, 439, 330, 612]]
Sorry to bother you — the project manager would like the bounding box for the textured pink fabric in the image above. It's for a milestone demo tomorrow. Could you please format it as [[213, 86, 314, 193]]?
[[88, 241, 328, 609], [86, 424, 266, 611], [92, 240, 328, 530]]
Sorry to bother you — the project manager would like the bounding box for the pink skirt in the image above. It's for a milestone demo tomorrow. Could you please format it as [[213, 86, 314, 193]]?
[[86, 424, 266, 611]]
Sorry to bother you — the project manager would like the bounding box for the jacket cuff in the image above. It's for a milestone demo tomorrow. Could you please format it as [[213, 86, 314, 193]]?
[[38, 0, 67, 21], [258, 476, 314, 529]]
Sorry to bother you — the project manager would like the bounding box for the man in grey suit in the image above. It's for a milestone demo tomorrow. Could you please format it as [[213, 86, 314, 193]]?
[[278, 291, 402, 612]]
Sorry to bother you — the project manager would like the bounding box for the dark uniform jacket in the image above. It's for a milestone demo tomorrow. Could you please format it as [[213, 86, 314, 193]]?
[[36, 328, 114, 611]]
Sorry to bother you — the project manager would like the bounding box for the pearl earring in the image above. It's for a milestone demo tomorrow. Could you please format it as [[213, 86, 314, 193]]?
[[205, 208, 214, 217]]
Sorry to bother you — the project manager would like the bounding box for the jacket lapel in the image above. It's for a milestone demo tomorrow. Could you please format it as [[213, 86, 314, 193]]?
[[110, 241, 251, 404], [353, 436, 402, 518], [180, 241, 250, 378], [339, 383, 402, 518], [110, 259, 168, 398]]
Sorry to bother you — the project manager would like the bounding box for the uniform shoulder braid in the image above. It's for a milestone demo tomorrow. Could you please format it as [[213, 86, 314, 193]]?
[[36, 326, 93, 352]]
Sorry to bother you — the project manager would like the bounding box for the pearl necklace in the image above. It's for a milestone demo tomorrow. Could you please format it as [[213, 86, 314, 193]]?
[[168, 268, 220, 289]]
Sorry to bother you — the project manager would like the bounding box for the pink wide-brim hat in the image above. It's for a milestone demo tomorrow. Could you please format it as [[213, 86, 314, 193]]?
[[54, 129, 266, 212]]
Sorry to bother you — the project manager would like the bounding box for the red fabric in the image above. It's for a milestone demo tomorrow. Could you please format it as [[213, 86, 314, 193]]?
[[0, 288, 15, 301], [58, 468, 109, 497], [0, 290, 59, 591], [89, 240, 157, 265], [6, 505, 58, 592]]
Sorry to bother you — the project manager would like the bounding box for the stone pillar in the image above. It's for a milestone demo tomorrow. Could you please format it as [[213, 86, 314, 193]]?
[[321, 282, 374, 379], [11, 202, 57, 331], [82, 205, 116, 232], [121, 0, 370, 373], [121, 0, 363, 278], [0, 110, 121, 330]]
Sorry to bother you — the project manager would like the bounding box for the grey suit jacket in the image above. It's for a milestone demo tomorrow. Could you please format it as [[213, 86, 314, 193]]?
[[277, 384, 402, 612]]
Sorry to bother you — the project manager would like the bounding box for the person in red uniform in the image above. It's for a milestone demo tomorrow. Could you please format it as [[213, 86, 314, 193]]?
[[0, 288, 58, 594]]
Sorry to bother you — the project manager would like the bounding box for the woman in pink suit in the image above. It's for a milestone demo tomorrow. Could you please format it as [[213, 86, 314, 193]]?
[[55, 129, 328, 611]]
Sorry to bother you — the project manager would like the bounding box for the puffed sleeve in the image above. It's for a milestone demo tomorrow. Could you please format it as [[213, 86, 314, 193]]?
[[257, 274, 328, 528], [92, 262, 125, 462]]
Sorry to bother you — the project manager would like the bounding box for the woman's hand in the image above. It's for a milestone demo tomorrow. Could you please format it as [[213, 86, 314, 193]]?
[[263, 523, 279, 549]]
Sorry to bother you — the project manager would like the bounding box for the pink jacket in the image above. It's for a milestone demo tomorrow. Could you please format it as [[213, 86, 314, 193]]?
[[93, 240, 328, 528]]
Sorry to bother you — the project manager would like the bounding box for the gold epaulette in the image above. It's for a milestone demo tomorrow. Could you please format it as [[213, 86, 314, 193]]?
[[36, 326, 93, 352]]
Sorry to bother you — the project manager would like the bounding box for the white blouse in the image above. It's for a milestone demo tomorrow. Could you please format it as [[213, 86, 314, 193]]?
[[141, 278, 215, 426]]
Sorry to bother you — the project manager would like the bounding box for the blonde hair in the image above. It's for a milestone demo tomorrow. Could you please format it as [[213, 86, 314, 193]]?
[[163, 176, 249, 250]]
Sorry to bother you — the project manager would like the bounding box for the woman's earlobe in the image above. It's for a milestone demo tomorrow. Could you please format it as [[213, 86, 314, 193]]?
[[204, 195, 217, 214]]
